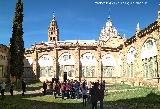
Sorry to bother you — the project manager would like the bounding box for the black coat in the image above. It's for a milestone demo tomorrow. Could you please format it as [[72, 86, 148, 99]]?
[[22, 81, 26, 91], [90, 87, 99, 103], [43, 83, 47, 90]]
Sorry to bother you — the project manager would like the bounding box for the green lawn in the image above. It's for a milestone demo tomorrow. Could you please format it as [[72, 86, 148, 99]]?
[[1, 83, 160, 109]]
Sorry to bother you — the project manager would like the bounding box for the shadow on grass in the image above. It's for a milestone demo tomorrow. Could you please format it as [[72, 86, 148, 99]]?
[[0, 92, 91, 109], [104, 92, 160, 109], [1, 92, 160, 109]]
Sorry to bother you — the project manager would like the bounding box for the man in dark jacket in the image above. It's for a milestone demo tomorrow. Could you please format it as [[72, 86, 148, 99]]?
[[90, 82, 99, 109], [22, 80, 26, 96], [10, 82, 14, 96], [43, 81, 47, 95], [99, 81, 105, 109]]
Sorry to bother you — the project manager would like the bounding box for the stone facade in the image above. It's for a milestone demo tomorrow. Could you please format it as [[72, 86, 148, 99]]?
[[0, 44, 9, 82], [24, 7, 160, 87]]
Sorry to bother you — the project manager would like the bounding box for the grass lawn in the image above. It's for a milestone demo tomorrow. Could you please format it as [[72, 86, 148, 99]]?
[[1, 82, 160, 109]]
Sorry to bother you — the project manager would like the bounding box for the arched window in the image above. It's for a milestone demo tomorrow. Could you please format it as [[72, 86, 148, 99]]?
[[38, 55, 53, 78], [102, 54, 116, 77], [126, 47, 136, 77], [58, 52, 75, 77], [141, 38, 158, 78], [80, 53, 96, 77]]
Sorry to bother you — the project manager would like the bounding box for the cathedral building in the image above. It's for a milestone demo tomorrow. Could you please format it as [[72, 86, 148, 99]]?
[[24, 6, 160, 86]]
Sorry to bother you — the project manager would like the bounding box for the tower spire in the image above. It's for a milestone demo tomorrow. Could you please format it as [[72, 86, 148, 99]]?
[[52, 11, 56, 21], [48, 12, 59, 42], [53, 11, 55, 18], [136, 22, 140, 33]]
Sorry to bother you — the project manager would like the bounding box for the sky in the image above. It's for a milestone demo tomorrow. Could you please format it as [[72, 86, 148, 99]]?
[[0, 0, 159, 48]]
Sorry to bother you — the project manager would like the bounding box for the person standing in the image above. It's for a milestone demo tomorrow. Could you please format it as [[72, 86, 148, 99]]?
[[81, 82, 88, 106], [61, 82, 66, 99], [52, 81, 56, 97], [99, 81, 105, 109], [43, 81, 47, 95], [54, 83, 59, 99], [1, 82, 6, 100], [22, 80, 26, 96], [90, 82, 99, 109], [66, 81, 69, 99], [10, 82, 14, 96], [75, 80, 80, 99]]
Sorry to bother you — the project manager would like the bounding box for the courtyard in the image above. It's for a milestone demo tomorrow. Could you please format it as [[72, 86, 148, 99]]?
[[1, 82, 160, 109]]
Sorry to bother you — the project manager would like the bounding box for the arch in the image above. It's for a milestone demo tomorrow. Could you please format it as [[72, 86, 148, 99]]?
[[38, 55, 54, 80], [58, 52, 75, 78], [102, 54, 116, 77], [80, 52, 96, 66], [80, 52, 96, 77], [127, 46, 136, 64], [38, 55, 53, 67], [126, 46, 136, 77], [58, 52, 75, 65], [102, 54, 116, 66], [141, 38, 158, 78], [141, 38, 157, 59]]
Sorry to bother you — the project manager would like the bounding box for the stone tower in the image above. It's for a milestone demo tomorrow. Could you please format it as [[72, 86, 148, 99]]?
[[48, 13, 59, 42]]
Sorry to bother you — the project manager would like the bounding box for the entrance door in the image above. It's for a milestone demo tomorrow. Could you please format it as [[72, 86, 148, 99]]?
[[64, 72, 67, 82]]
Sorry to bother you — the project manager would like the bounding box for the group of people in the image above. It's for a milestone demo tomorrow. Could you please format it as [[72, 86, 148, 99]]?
[[0, 80, 26, 100], [1, 79, 105, 108], [43, 79, 105, 109]]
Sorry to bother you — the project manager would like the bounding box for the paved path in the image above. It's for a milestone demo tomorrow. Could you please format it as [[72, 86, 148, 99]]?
[[4, 88, 43, 95]]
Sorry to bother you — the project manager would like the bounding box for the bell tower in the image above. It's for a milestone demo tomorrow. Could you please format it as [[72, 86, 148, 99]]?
[[48, 13, 59, 42]]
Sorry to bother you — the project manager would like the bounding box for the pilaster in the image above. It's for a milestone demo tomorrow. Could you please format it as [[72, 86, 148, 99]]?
[[74, 46, 81, 81], [32, 49, 39, 80], [96, 44, 102, 79]]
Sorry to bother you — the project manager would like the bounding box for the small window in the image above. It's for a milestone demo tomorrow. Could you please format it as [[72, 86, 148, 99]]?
[[53, 37, 56, 41], [50, 37, 52, 41]]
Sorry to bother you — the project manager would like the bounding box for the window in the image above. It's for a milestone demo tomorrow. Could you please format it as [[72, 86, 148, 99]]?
[[53, 37, 55, 41], [50, 37, 52, 41], [82, 66, 95, 77]]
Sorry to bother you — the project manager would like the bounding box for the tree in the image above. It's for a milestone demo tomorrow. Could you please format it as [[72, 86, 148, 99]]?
[[10, 0, 24, 82]]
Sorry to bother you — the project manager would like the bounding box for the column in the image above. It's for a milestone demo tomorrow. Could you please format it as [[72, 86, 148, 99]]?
[[32, 49, 39, 80], [74, 46, 81, 81], [96, 45, 102, 79], [52, 48, 59, 79]]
